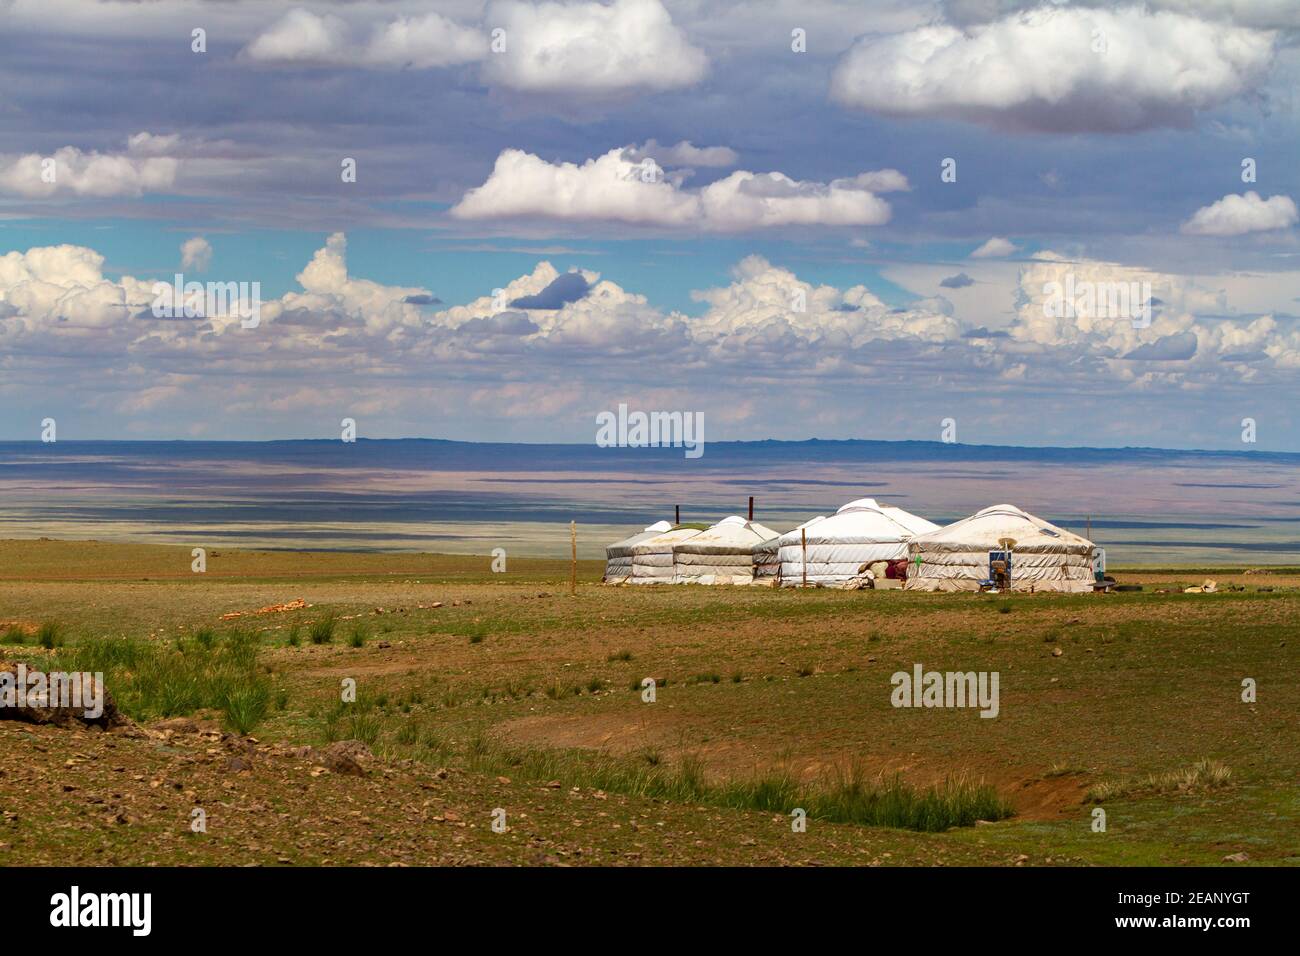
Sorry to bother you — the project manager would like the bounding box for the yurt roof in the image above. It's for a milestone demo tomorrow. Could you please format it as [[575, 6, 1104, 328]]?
[[756, 514, 825, 554], [606, 520, 675, 555], [910, 504, 1093, 553], [675, 516, 779, 553], [780, 499, 938, 546], [631, 526, 707, 554]]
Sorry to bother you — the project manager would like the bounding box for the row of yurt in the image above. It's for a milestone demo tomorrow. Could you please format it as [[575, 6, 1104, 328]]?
[[604, 516, 778, 585], [604, 502, 1097, 592], [602, 521, 700, 584]]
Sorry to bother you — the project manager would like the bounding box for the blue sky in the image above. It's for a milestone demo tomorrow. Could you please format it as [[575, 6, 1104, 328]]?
[[1, 0, 1299, 449]]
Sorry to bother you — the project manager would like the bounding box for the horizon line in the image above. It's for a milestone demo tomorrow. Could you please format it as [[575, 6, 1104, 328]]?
[[2, 436, 1298, 459]]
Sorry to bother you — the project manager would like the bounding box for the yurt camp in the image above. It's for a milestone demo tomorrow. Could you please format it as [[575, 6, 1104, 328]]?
[[603, 520, 673, 583], [755, 514, 824, 583], [672, 515, 779, 585], [773, 498, 940, 587], [906, 504, 1096, 593], [628, 524, 708, 584]]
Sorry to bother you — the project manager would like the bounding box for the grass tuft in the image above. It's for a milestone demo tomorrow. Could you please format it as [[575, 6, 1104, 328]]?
[[308, 617, 336, 645], [37, 621, 63, 649], [1086, 758, 1232, 803]]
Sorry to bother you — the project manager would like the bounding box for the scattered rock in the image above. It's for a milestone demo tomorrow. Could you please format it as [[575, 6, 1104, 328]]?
[[152, 717, 199, 735], [0, 661, 128, 730], [1222, 852, 1250, 863], [315, 740, 372, 776]]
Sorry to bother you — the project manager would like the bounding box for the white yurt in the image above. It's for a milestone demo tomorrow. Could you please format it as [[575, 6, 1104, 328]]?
[[672, 516, 779, 585], [604, 520, 673, 583], [629, 525, 707, 584], [775, 498, 940, 586], [755, 515, 825, 581], [905, 504, 1096, 593]]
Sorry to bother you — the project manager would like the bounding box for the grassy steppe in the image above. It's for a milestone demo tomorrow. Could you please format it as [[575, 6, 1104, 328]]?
[[1, 538, 1296, 866]]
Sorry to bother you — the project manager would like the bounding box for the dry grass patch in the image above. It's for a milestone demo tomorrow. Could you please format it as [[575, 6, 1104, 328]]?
[[1086, 758, 1232, 803]]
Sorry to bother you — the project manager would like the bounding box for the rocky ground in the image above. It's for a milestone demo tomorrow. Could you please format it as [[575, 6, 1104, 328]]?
[[0, 715, 1037, 867]]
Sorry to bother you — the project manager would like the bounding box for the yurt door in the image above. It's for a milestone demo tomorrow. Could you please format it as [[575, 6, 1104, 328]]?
[[1092, 548, 1106, 581], [988, 550, 1012, 589]]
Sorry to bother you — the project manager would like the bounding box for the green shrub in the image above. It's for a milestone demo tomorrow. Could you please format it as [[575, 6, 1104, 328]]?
[[308, 617, 336, 645], [54, 630, 272, 735], [36, 621, 62, 649], [222, 682, 270, 735]]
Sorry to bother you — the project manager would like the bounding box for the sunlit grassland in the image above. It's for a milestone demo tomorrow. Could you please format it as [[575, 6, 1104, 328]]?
[[1, 539, 1296, 861]]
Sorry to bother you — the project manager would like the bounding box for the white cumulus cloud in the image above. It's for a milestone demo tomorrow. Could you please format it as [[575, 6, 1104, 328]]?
[[180, 237, 212, 272], [831, 5, 1276, 132], [971, 237, 1020, 258], [243, 8, 484, 69], [243, 9, 351, 64], [1181, 191, 1299, 236], [0, 138, 180, 198], [481, 0, 708, 94], [450, 147, 907, 230]]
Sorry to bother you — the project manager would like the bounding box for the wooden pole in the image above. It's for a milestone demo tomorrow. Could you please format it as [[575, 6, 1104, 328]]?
[[1086, 516, 1092, 541], [570, 520, 577, 596], [748, 496, 754, 521], [675, 504, 680, 525], [801, 528, 808, 588]]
